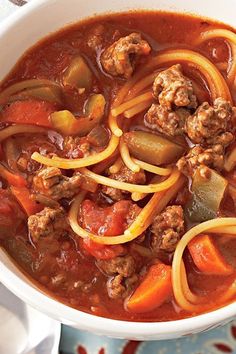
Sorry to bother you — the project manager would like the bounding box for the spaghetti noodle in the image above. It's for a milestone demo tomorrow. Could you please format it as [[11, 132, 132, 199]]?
[[194, 29, 236, 86], [79, 167, 180, 193], [1, 12, 236, 320], [68, 175, 185, 245], [0, 124, 46, 142], [172, 218, 236, 312]]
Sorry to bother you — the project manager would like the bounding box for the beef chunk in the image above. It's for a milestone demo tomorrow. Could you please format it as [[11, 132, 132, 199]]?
[[97, 254, 138, 299], [144, 103, 190, 136], [185, 98, 235, 146], [150, 205, 185, 253], [28, 207, 68, 242], [87, 24, 105, 50], [107, 274, 138, 299], [63, 136, 91, 159], [144, 64, 196, 136], [33, 167, 82, 201], [177, 144, 224, 178], [102, 163, 146, 201], [153, 64, 197, 109], [97, 255, 136, 277], [101, 32, 151, 78]]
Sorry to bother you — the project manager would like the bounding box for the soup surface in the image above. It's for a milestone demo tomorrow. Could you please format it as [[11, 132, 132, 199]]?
[[1, 11, 236, 322]]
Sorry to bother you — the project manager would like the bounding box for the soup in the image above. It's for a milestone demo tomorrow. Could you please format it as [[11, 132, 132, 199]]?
[[1, 11, 236, 322]]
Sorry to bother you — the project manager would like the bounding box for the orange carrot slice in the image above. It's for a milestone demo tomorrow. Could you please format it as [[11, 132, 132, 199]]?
[[11, 186, 43, 216], [1, 99, 57, 127], [188, 233, 234, 275], [126, 263, 172, 313]]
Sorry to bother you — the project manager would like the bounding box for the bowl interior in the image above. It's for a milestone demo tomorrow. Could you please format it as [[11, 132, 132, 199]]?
[[1, 0, 236, 340]]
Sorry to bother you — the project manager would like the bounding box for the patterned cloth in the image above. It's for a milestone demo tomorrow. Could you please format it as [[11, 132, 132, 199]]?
[[1, 1, 236, 353], [59, 322, 236, 354]]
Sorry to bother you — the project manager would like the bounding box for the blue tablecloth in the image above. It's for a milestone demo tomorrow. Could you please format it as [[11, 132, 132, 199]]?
[[59, 321, 236, 354]]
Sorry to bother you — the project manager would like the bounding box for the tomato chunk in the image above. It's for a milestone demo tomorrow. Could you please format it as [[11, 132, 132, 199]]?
[[1, 99, 57, 127], [11, 186, 43, 216], [0, 189, 24, 238], [80, 199, 140, 259], [81, 238, 125, 260], [81, 199, 137, 236]]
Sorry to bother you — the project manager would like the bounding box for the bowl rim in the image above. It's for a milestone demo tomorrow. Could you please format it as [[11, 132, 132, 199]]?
[[1, 248, 235, 338], [0, 0, 236, 338]]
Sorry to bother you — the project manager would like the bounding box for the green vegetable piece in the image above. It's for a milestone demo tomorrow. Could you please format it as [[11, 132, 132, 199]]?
[[84, 94, 106, 119], [87, 125, 109, 147], [50, 110, 77, 135], [124, 131, 185, 165], [186, 167, 228, 222], [50, 94, 106, 136], [0, 79, 60, 105], [9, 86, 62, 105], [63, 55, 92, 90]]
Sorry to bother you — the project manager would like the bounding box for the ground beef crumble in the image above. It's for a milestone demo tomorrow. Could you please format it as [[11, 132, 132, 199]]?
[[102, 163, 146, 201], [145, 104, 190, 136], [185, 97, 235, 146], [153, 64, 197, 109], [144, 64, 196, 137], [101, 32, 151, 78], [150, 205, 185, 253], [177, 144, 224, 178], [107, 274, 138, 299], [28, 207, 68, 242], [63, 136, 91, 159], [97, 255, 138, 299], [32, 167, 83, 201]]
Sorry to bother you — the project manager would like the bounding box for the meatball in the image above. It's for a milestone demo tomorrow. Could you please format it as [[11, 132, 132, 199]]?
[[150, 205, 185, 253], [28, 207, 68, 242], [144, 103, 190, 136], [153, 64, 197, 109], [101, 32, 151, 78], [185, 97, 235, 146], [177, 144, 224, 178]]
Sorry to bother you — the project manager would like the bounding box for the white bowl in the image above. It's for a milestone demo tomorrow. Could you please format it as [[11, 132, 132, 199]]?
[[0, 0, 236, 340]]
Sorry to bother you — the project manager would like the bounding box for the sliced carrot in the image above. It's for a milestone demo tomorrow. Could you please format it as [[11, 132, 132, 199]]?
[[0, 164, 27, 187], [1, 99, 57, 127], [11, 186, 43, 216], [126, 263, 172, 313], [188, 233, 234, 275]]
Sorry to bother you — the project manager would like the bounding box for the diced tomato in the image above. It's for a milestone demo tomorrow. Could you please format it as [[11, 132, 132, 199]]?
[[1, 99, 57, 127], [81, 199, 136, 236], [0, 145, 3, 160], [0, 189, 18, 216], [0, 196, 13, 216], [0, 189, 25, 238], [80, 199, 140, 259], [81, 237, 125, 260], [0, 165, 27, 187], [11, 186, 43, 216]]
